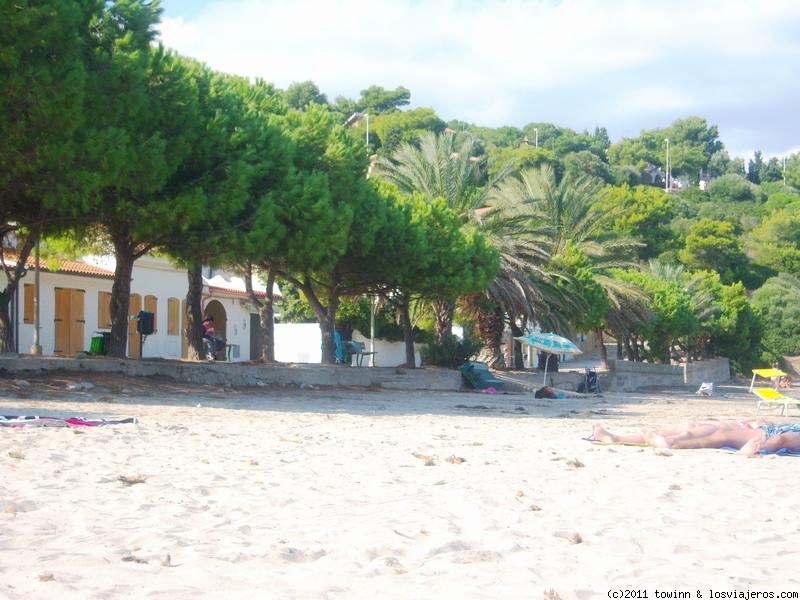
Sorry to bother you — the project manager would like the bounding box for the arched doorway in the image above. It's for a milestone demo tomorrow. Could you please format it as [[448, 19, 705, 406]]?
[[203, 299, 227, 360]]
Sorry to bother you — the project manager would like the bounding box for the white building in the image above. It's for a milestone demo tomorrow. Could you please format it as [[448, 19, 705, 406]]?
[[2, 253, 268, 361], [3, 252, 425, 366]]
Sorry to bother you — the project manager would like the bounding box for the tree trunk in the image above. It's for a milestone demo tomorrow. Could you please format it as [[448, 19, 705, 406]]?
[[476, 305, 505, 369], [261, 267, 277, 363], [259, 265, 275, 363], [616, 340, 623, 360], [107, 232, 135, 358], [431, 297, 454, 343], [397, 292, 416, 368], [297, 277, 338, 365], [243, 262, 277, 363], [0, 233, 36, 353], [0, 296, 14, 353], [623, 334, 635, 361], [631, 335, 641, 362], [508, 317, 525, 370], [596, 327, 608, 369], [185, 263, 205, 360]]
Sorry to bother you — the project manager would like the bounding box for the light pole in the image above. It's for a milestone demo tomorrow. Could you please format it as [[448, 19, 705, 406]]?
[[534, 127, 539, 148], [30, 237, 42, 355], [364, 112, 375, 365], [664, 138, 670, 192], [784, 156, 787, 186]]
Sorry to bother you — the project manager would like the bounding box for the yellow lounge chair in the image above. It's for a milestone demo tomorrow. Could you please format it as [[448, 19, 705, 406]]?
[[750, 368, 800, 417], [753, 388, 800, 417]]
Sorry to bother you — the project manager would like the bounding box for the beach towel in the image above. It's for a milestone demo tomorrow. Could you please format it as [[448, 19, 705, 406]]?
[[582, 437, 800, 456], [582, 436, 647, 447], [719, 446, 800, 456], [0, 415, 138, 428]]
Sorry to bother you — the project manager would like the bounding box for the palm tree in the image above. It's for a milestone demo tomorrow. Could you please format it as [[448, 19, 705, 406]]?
[[376, 131, 487, 342], [493, 165, 645, 368], [646, 260, 720, 360], [377, 132, 570, 368], [464, 185, 580, 367]]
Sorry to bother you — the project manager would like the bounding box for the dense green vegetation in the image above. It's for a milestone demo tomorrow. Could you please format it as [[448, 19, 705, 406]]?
[[2, 1, 799, 370]]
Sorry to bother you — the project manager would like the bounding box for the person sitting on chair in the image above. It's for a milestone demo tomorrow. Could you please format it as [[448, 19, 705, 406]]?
[[202, 316, 223, 362]]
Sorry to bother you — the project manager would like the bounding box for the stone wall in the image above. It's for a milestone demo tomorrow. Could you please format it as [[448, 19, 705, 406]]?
[[605, 357, 730, 392], [783, 356, 800, 378], [683, 358, 731, 386], [0, 355, 462, 391]]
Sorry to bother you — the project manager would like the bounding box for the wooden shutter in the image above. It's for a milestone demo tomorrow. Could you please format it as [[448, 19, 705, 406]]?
[[167, 297, 179, 335], [144, 295, 158, 333], [68, 289, 85, 354], [128, 293, 142, 359], [53, 287, 69, 355], [180, 299, 188, 358], [97, 291, 112, 328], [23, 284, 35, 324]]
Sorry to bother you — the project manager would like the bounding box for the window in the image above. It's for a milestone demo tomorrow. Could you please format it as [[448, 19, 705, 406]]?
[[144, 295, 158, 334], [23, 284, 34, 324], [167, 297, 179, 336], [98, 291, 112, 328]]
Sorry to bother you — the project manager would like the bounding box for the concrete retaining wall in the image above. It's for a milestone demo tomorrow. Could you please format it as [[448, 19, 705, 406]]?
[[606, 357, 731, 392], [607, 360, 683, 392], [683, 358, 731, 386], [0, 354, 732, 394], [0, 355, 462, 392], [783, 356, 800, 378]]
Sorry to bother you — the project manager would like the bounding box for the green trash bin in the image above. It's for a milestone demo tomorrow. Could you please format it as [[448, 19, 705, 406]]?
[[90, 332, 110, 355], [90, 335, 104, 355]]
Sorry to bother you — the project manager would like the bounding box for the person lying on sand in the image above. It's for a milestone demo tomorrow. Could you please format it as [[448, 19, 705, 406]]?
[[590, 421, 800, 456]]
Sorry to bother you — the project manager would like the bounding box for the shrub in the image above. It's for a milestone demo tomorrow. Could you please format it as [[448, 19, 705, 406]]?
[[420, 333, 481, 369]]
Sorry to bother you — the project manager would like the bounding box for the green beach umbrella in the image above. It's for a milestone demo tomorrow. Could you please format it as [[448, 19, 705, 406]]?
[[514, 332, 583, 385]]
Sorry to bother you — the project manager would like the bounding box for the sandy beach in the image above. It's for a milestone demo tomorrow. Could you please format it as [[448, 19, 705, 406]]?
[[1, 373, 799, 599]]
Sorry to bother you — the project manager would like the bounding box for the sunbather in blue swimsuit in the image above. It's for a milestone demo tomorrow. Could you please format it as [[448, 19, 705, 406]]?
[[760, 422, 800, 439]]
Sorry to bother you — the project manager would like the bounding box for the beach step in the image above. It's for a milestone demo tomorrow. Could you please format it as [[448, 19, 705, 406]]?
[[380, 367, 463, 391]]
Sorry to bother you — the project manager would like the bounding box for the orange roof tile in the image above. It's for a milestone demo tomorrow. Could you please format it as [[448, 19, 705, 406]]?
[[2, 252, 114, 278], [207, 285, 281, 300]]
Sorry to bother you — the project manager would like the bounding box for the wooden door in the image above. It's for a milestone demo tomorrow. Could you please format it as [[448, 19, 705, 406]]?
[[128, 294, 142, 359], [54, 288, 85, 355], [68, 289, 85, 354], [54, 288, 69, 355]]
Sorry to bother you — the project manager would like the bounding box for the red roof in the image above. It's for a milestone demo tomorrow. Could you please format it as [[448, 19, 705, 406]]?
[[2, 252, 114, 278], [208, 285, 280, 300]]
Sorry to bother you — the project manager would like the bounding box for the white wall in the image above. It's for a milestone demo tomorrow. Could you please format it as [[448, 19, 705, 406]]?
[[131, 258, 188, 359], [272, 324, 421, 367], [352, 329, 421, 367], [274, 323, 322, 363], [204, 297, 255, 360], [8, 271, 112, 356], [3, 256, 258, 360]]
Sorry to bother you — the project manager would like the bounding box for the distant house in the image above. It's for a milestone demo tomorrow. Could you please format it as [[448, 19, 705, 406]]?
[[672, 175, 689, 190], [641, 164, 665, 187], [1, 253, 274, 361]]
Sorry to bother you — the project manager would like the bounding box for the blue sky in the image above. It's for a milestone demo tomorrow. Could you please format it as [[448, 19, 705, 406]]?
[[158, 0, 800, 159]]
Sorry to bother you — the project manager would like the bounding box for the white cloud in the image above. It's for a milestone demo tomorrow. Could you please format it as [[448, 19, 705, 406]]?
[[613, 86, 696, 114], [158, 0, 800, 152]]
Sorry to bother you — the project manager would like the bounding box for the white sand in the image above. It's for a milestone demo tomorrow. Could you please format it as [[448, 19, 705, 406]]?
[[1, 375, 799, 599]]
